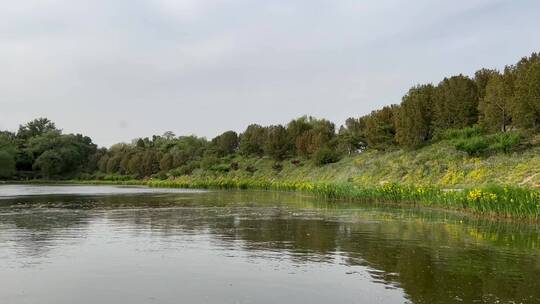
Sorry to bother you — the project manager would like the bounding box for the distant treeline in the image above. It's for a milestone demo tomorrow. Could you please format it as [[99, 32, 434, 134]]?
[[1, 52, 539, 180]]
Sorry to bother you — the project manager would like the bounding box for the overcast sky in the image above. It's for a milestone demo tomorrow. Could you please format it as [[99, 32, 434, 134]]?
[[1, 0, 539, 147]]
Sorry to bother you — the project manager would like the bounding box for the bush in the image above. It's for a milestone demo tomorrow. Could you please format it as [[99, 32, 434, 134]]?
[[313, 147, 341, 166], [291, 159, 302, 166], [455, 136, 489, 156], [103, 174, 134, 181], [272, 162, 283, 172], [489, 132, 521, 153], [200, 155, 220, 170], [168, 162, 199, 177], [435, 125, 483, 141], [77, 172, 95, 180], [152, 172, 168, 180], [209, 163, 230, 173]]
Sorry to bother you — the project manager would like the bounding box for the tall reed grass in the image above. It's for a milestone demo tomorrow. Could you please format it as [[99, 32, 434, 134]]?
[[65, 177, 540, 219]]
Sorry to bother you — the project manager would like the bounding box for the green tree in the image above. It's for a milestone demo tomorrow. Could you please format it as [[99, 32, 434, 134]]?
[[162, 131, 176, 140], [287, 116, 312, 148], [33, 150, 63, 178], [478, 73, 513, 132], [313, 146, 341, 166], [364, 106, 398, 149], [141, 150, 161, 176], [97, 154, 110, 173], [512, 53, 540, 129], [0, 151, 15, 178], [294, 118, 336, 157], [160, 152, 174, 172], [264, 125, 291, 160], [136, 138, 146, 148], [337, 117, 367, 155], [433, 75, 479, 131], [239, 124, 267, 156], [106, 155, 122, 174], [212, 131, 239, 156], [127, 153, 143, 177], [395, 85, 435, 149], [17, 118, 59, 140], [21, 128, 96, 176], [474, 68, 500, 100], [0, 132, 18, 178], [86, 148, 107, 173]]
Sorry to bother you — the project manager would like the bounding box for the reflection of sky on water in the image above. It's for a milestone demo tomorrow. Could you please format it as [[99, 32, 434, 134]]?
[[0, 185, 539, 304]]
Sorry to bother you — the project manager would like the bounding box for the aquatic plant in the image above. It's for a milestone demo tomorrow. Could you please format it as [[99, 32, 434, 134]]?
[[61, 177, 540, 219]]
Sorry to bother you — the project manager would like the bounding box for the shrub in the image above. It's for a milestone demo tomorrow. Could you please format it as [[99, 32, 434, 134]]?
[[210, 163, 230, 173], [291, 159, 302, 166], [77, 172, 94, 180], [313, 147, 341, 166], [200, 155, 220, 170], [455, 136, 489, 156], [168, 162, 199, 177], [489, 132, 521, 153], [103, 174, 134, 181], [435, 125, 483, 141], [152, 171, 168, 180], [272, 162, 283, 172]]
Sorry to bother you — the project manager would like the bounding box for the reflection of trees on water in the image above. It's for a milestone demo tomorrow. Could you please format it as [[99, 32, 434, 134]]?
[[0, 209, 93, 259], [1, 190, 540, 303], [105, 203, 540, 304]]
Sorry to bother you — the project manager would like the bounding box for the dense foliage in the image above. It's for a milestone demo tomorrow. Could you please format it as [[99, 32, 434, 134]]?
[[0, 119, 97, 179], [1, 52, 540, 180]]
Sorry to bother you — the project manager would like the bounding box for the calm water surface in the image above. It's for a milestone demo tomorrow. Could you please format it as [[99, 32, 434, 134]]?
[[1, 184, 539, 304]]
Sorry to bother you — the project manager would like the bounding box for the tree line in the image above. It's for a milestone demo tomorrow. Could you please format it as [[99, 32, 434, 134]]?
[[1, 52, 539, 179]]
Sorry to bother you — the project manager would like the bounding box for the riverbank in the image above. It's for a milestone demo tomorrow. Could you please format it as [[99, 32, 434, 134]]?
[[18, 177, 540, 219], [10, 138, 540, 219]]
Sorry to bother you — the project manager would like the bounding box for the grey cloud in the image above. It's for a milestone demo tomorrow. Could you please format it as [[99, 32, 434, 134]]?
[[1, 0, 539, 146]]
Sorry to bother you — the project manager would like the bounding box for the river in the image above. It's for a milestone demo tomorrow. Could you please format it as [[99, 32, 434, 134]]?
[[0, 184, 539, 303]]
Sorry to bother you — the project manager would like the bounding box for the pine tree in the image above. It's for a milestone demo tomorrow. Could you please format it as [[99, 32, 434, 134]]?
[[364, 105, 398, 149], [395, 84, 435, 149], [475, 68, 500, 100], [478, 73, 513, 132], [433, 75, 479, 131], [512, 53, 540, 129]]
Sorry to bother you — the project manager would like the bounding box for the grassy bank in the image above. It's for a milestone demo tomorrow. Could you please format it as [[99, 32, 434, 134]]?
[[16, 139, 540, 219], [26, 177, 540, 219], [173, 139, 540, 189]]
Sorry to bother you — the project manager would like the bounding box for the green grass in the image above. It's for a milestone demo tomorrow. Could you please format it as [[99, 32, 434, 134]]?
[[35, 177, 540, 219], [21, 135, 540, 219], [146, 137, 540, 189]]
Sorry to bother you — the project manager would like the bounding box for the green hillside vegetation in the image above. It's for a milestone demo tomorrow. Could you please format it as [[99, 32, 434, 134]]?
[[92, 129, 539, 189], [3, 52, 540, 217]]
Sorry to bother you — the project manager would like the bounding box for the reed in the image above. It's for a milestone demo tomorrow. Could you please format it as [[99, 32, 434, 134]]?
[[62, 177, 540, 219]]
